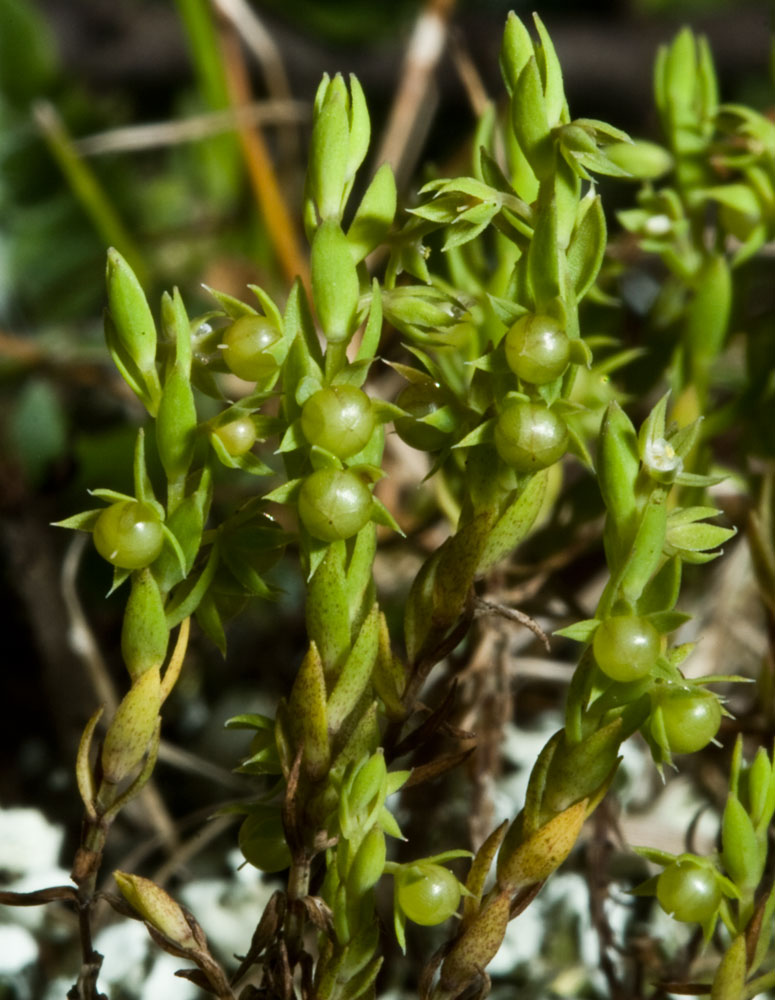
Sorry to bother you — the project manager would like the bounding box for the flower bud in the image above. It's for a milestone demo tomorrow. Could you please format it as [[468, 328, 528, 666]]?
[[101, 667, 162, 785], [311, 220, 361, 344], [114, 871, 199, 951], [121, 569, 169, 679]]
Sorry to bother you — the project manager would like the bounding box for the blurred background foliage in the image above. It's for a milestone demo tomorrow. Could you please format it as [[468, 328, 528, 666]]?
[[0, 0, 772, 996]]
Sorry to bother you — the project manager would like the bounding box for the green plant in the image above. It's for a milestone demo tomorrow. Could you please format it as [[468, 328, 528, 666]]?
[[2, 10, 773, 1000]]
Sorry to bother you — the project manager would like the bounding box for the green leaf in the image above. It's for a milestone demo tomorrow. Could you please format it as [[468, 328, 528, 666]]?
[[477, 468, 549, 574], [527, 196, 560, 310], [347, 164, 396, 263], [532, 13, 565, 123], [666, 521, 736, 554], [645, 611, 691, 634], [306, 542, 351, 675], [121, 568, 169, 679], [288, 642, 330, 780], [499, 12, 534, 95], [327, 603, 380, 734], [566, 194, 606, 300], [311, 219, 361, 344], [554, 619, 600, 643], [52, 509, 103, 531], [511, 57, 553, 180], [356, 280, 383, 365], [309, 74, 350, 221]]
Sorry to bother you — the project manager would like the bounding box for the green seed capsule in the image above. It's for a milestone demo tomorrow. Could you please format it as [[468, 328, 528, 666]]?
[[652, 687, 722, 754], [396, 864, 461, 926], [656, 859, 721, 923], [494, 401, 568, 472], [504, 314, 571, 384], [214, 417, 257, 456], [222, 316, 281, 381], [593, 615, 660, 682], [301, 385, 375, 458], [298, 468, 372, 542], [93, 501, 164, 570]]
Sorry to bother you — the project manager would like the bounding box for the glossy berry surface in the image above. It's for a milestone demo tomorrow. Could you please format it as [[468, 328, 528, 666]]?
[[93, 501, 164, 569], [394, 383, 450, 451], [656, 860, 721, 922], [504, 314, 571, 384], [593, 615, 660, 682], [654, 688, 722, 754], [494, 402, 568, 472], [396, 864, 461, 926], [214, 416, 257, 456], [222, 316, 281, 381], [298, 468, 372, 542], [301, 385, 375, 458]]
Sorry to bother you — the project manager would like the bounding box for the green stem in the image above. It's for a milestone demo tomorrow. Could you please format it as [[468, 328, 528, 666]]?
[[324, 341, 348, 381], [744, 970, 775, 999]]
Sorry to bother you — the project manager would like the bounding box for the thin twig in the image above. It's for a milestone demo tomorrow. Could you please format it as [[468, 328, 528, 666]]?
[[210, 0, 299, 164], [73, 101, 308, 156], [219, 25, 310, 292], [474, 596, 551, 650], [449, 28, 490, 118], [373, 0, 457, 190]]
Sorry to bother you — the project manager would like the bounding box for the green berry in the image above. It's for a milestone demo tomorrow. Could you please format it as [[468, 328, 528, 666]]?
[[653, 688, 722, 754], [93, 501, 164, 569], [239, 810, 291, 873], [396, 864, 461, 926], [214, 416, 257, 456], [593, 615, 660, 682], [504, 314, 571, 385], [656, 859, 721, 923], [222, 316, 281, 381], [494, 401, 568, 472], [301, 386, 375, 458], [298, 468, 372, 542]]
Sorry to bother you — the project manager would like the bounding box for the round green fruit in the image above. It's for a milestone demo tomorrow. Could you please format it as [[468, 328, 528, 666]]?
[[396, 864, 461, 926], [654, 688, 722, 754], [214, 416, 257, 456], [298, 468, 372, 542], [593, 615, 660, 682], [494, 401, 568, 472], [93, 501, 164, 570], [222, 316, 281, 381], [656, 859, 721, 923], [504, 314, 571, 385], [301, 385, 375, 459], [239, 810, 291, 873]]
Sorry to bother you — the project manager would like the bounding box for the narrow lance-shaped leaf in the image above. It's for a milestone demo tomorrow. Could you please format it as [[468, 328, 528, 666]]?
[[566, 193, 606, 300], [306, 542, 351, 677], [309, 74, 350, 223], [327, 604, 380, 735], [347, 164, 397, 264], [288, 642, 330, 780], [512, 57, 554, 180]]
